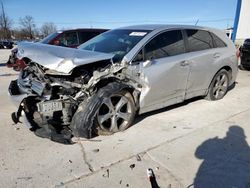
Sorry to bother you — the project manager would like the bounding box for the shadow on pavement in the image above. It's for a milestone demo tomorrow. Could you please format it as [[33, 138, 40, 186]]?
[[190, 125, 250, 188]]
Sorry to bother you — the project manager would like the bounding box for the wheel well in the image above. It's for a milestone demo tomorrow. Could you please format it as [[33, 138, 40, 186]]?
[[94, 78, 121, 90], [94, 79, 139, 110], [205, 66, 232, 96], [219, 66, 232, 80]]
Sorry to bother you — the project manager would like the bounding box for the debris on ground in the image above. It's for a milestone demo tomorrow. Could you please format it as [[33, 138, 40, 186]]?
[[68, 160, 72, 163], [34, 124, 73, 144], [136, 154, 142, 161], [119, 180, 122, 184], [17, 177, 32, 181], [102, 169, 109, 178], [129, 164, 135, 170], [92, 149, 100, 153]]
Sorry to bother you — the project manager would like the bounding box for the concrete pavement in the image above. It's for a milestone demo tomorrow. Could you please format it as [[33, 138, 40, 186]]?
[[1, 49, 250, 188]]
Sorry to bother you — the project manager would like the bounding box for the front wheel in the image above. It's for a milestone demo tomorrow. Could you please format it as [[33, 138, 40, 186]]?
[[70, 82, 136, 138], [205, 69, 229, 101], [96, 90, 136, 135]]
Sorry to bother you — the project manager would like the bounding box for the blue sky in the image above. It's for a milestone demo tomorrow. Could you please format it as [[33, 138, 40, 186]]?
[[2, 0, 238, 30]]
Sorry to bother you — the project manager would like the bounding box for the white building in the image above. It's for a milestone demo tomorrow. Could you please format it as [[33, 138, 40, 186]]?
[[233, 0, 250, 45]]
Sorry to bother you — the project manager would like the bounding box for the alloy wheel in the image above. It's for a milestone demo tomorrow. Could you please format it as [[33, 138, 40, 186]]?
[[97, 94, 133, 133], [212, 73, 229, 100]]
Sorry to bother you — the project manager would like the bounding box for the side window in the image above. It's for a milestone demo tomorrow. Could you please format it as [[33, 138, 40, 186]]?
[[210, 33, 227, 48], [57, 32, 78, 47], [186, 29, 213, 52], [78, 31, 100, 44], [144, 30, 185, 60]]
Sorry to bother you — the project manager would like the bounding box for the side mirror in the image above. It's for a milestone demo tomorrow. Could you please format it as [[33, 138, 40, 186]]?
[[143, 59, 152, 68]]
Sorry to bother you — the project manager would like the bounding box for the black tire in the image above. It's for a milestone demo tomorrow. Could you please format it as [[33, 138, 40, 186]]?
[[239, 64, 246, 70], [70, 82, 136, 138], [205, 69, 229, 101]]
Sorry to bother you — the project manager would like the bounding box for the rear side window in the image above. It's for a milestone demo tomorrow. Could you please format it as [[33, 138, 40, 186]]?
[[186, 29, 213, 52], [57, 32, 78, 47], [210, 33, 227, 48], [78, 31, 100, 44], [144, 30, 185, 60]]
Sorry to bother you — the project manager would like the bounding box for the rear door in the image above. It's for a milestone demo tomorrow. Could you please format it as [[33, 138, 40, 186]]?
[[183, 29, 218, 98], [134, 30, 190, 110]]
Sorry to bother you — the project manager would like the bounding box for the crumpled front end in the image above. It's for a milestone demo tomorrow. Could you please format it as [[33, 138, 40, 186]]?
[[7, 53, 133, 143], [8, 62, 88, 144], [7, 41, 144, 143]]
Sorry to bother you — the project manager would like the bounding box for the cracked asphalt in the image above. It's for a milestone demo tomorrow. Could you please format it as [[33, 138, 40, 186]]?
[[1, 49, 250, 188]]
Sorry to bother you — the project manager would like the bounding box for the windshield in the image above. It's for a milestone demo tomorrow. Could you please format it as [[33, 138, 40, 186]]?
[[40, 32, 61, 44], [79, 29, 151, 62]]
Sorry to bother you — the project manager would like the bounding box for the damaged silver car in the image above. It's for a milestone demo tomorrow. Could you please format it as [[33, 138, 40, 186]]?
[[8, 25, 238, 142]]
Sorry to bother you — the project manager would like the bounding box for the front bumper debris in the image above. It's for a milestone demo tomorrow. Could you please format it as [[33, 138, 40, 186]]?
[[8, 79, 73, 144]]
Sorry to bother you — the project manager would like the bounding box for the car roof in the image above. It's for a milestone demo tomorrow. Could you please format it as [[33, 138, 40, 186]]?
[[57, 28, 108, 33], [117, 24, 211, 31]]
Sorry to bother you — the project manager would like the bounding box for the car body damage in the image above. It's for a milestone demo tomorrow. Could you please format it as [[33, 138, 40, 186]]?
[[16, 42, 115, 74], [9, 42, 141, 143], [8, 25, 238, 144]]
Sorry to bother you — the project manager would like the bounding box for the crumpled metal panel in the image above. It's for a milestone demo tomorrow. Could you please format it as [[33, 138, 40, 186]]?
[[17, 42, 114, 74]]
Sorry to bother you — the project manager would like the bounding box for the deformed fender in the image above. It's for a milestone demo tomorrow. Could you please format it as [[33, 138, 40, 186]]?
[[70, 82, 135, 138]]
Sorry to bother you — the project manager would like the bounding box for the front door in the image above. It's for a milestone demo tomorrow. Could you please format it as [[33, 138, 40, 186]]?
[[133, 30, 190, 113]]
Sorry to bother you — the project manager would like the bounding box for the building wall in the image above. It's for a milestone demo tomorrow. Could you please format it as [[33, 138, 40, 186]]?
[[236, 0, 250, 45]]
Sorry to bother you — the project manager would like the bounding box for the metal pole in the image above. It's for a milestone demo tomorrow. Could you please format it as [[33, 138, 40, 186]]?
[[232, 0, 242, 42]]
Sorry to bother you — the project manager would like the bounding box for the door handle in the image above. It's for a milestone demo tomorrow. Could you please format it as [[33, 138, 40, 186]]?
[[180, 60, 189, 66], [213, 53, 221, 59]]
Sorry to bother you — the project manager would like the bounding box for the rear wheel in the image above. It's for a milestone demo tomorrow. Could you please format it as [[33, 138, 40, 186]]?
[[205, 69, 229, 101]]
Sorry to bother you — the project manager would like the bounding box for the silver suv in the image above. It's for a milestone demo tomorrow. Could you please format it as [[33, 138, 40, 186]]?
[[9, 25, 238, 142]]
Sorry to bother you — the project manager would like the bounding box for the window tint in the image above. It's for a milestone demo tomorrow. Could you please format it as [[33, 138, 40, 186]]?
[[57, 32, 78, 46], [132, 49, 143, 63], [211, 33, 227, 48], [78, 31, 100, 44], [144, 30, 185, 60], [186, 29, 213, 52]]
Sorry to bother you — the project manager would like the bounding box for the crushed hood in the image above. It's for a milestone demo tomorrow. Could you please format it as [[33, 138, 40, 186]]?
[[17, 42, 114, 74]]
